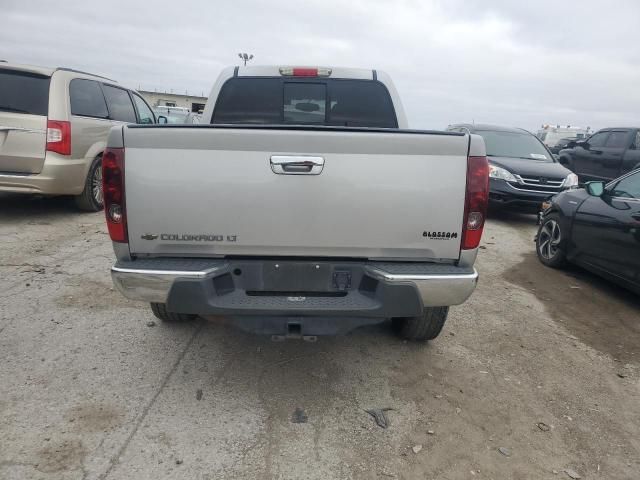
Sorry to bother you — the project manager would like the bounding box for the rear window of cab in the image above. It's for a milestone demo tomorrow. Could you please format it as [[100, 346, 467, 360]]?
[[212, 77, 398, 128]]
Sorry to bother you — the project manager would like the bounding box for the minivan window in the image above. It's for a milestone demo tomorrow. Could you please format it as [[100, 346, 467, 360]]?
[[477, 130, 551, 161], [132, 93, 155, 124], [212, 77, 397, 127], [102, 85, 137, 123], [0, 70, 50, 116], [70, 79, 108, 118]]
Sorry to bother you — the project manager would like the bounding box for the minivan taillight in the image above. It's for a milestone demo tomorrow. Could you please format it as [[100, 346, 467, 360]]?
[[102, 147, 127, 243], [46, 120, 71, 155], [462, 155, 489, 250]]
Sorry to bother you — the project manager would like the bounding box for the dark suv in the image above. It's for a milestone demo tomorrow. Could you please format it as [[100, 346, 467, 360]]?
[[556, 128, 640, 182], [447, 124, 577, 210]]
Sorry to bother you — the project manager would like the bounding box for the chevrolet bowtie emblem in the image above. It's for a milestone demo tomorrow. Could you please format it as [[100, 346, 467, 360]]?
[[141, 233, 158, 240]]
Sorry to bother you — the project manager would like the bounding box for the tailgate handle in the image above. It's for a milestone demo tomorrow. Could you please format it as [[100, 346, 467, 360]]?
[[270, 155, 324, 175]]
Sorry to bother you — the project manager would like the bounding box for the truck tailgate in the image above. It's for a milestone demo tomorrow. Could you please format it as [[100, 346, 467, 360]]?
[[123, 126, 469, 261]]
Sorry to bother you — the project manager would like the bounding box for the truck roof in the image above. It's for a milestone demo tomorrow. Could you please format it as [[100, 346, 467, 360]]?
[[235, 65, 376, 80]]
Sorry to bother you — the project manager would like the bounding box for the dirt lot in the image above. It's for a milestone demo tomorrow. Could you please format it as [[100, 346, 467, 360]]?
[[1, 194, 638, 480]]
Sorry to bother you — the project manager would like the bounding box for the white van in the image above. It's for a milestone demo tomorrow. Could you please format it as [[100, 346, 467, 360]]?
[[537, 125, 590, 149]]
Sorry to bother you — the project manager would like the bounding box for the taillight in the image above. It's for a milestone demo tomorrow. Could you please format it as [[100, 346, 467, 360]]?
[[46, 120, 71, 155], [102, 147, 127, 243], [279, 67, 332, 77], [462, 155, 489, 250]]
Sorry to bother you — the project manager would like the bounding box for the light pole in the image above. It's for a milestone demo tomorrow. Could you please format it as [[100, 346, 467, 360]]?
[[238, 53, 254, 66]]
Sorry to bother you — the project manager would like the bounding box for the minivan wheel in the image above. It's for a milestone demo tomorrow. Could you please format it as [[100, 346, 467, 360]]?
[[536, 213, 567, 268], [150, 303, 197, 322], [392, 307, 449, 341], [74, 155, 103, 212]]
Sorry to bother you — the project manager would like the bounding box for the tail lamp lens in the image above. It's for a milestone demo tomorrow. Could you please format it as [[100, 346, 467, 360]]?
[[462, 156, 489, 250], [102, 147, 127, 243], [46, 120, 71, 155], [466, 211, 484, 230], [108, 204, 123, 223]]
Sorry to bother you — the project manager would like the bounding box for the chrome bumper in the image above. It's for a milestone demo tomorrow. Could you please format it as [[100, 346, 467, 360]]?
[[111, 263, 227, 304], [111, 260, 478, 308], [365, 267, 478, 307]]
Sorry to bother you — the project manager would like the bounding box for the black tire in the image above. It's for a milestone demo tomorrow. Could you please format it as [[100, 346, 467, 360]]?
[[74, 155, 103, 212], [393, 307, 449, 341], [150, 303, 196, 322], [536, 213, 567, 268]]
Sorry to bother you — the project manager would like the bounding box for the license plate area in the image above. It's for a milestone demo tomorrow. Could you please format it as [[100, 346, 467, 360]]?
[[261, 262, 332, 292]]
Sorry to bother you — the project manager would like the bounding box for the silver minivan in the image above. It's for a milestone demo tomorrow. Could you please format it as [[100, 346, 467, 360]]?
[[0, 62, 156, 210]]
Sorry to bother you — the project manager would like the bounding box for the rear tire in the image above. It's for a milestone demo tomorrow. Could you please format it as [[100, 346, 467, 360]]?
[[536, 213, 567, 268], [150, 302, 196, 322], [74, 155, 103, 212], [393, 307, 449, 341]]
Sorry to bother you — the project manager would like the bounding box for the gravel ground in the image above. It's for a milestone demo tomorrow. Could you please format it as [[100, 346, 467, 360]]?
[[0, 194, 638, 480]]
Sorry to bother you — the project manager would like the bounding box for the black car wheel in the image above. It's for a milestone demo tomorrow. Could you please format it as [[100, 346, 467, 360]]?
[[536, 213, 567, 268]]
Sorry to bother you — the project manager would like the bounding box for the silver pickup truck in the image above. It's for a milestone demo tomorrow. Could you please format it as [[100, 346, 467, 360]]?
[[105, 65, 489, 341]]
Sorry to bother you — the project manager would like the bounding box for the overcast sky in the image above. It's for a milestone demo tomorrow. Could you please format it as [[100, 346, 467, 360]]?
[[3, 0, 640, 131]]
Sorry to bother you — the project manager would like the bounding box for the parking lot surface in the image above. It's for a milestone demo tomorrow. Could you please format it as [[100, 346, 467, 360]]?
[[1, 194, 639, 480]]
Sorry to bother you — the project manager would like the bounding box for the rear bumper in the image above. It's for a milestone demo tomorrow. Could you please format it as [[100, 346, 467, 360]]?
[[111, 258, 478, 317], [0, 153, 88, 195]]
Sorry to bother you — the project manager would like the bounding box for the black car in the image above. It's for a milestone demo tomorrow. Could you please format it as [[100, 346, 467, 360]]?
[[447, 124, 578, 209], [557, 127, 640, 182], [536, 169, 640, 294]]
